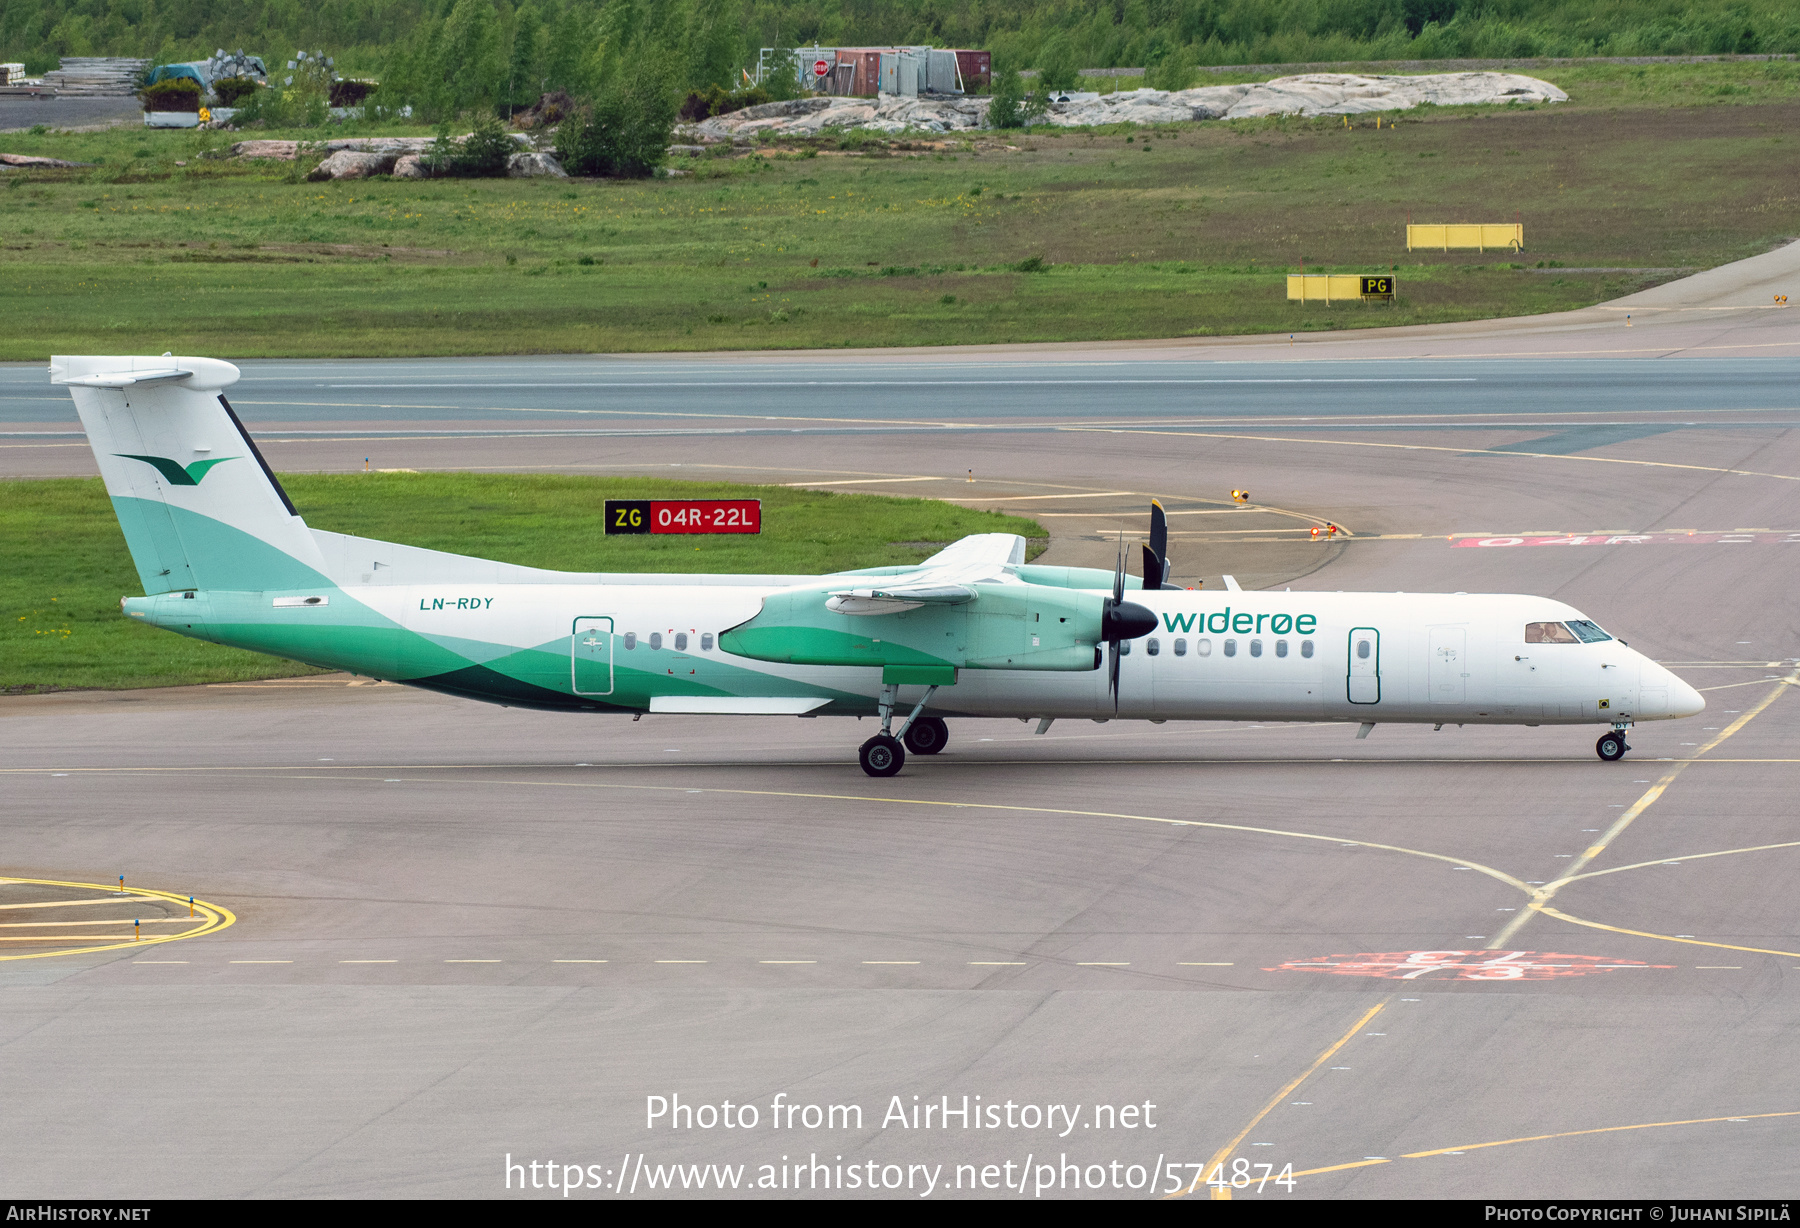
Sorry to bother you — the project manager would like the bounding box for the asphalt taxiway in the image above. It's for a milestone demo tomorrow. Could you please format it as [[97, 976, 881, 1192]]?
[[2, 256, 1799, 1199]]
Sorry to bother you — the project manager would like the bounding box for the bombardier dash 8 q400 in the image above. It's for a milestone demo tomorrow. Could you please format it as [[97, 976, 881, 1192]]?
[[56, 355, 1704, 775]]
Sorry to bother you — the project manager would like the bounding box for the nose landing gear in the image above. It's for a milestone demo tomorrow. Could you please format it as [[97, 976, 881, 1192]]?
[[1596, 724, 1632, 762]]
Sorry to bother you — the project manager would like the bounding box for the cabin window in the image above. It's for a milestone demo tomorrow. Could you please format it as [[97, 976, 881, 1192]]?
[[649, 632, 663, 650], [1300, 638, 1314, 658], [1566, 619, 1612, 643], [1275, 639, 1288, 658], [1120, 640, 1131, 655], [1146, 637, 1160, 656], [701, 632, 714, 651], [674, 632, 688, 651], [1223, 638, 1237, 657], [1250, 639, 1263, 658], [1356, 638, 1371, 660], [1173, 638, 1187, 656], [1525, 621, 1580, 644], [623, 632, 637, 650], [1196, 638, 1211, 657]]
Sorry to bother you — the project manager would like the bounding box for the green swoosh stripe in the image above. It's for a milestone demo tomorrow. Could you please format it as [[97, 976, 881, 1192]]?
[[116, 454, 237, 485]]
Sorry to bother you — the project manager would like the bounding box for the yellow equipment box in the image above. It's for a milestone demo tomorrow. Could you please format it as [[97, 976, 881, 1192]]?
[[1287, 274, 1395, 303], [1407, 223, 1523, 252]]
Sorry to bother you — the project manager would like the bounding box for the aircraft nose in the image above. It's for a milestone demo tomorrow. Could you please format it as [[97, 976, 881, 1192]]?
[[1669, 674, 1705, 718]]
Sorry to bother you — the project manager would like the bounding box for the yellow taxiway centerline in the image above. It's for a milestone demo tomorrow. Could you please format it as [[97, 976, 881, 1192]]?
[[1290, 1108, 1800, 1184], [0, 877, 234, 962], [1488, 670, 1795, 949], [1173, 1001, 1389, 1201]]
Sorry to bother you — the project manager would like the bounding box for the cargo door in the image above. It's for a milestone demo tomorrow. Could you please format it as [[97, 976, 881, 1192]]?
[[1347, 626, 1380, 704], [571, 617, 614, 695], [1429, 625, 1468, 704]]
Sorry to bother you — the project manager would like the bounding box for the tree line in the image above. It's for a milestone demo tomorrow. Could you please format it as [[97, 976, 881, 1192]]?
[[6, 0, 1798, 83]]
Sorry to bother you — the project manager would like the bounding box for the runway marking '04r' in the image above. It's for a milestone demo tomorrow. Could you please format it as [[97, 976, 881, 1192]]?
[[1268, 951, 1675, 980]]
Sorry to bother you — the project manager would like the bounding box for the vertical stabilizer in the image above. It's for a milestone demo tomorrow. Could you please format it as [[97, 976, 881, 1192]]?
[[53, 356, 330, 594]]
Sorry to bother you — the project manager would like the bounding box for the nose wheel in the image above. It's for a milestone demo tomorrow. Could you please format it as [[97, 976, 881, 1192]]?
[[1596, 731, 1630, 762]]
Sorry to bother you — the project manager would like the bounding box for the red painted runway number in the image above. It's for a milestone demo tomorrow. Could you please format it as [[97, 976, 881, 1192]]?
[[1268, 950, 1675, 980], [605, 499, 761, 535]]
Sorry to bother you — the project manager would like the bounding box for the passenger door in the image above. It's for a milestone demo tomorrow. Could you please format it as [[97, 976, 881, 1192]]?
[[571, 617, 614, 695], [1347, 627, 1380, 704]]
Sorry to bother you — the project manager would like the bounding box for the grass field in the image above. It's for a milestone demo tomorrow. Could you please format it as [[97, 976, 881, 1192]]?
[[1, 474, 1045, 693], [0, 60, 1797, 357]]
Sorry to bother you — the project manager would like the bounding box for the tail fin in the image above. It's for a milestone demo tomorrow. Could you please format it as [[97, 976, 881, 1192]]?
[[53, 355, 330, 594]]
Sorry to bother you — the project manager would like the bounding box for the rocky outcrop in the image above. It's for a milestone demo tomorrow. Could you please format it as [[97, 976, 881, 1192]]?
[[1043, 72, 1567, 126], [506, 150, 567, 177], [306, 149, 400, 180], [0, 153, 94, 168], [690, 71, 1567, 138], [268, 139, 563, 179], [230, 136, 439, 161]]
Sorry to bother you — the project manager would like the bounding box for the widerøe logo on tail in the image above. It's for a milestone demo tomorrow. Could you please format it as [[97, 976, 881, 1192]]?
[[115, 454, 238, 486]]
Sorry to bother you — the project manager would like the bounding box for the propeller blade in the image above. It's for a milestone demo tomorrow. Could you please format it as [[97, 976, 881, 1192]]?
[[1140, 544, 1161, 592], [1113, 533, 1125, 606], [1108, 640, 1120, 711], [1147, 498, 1168, 589]]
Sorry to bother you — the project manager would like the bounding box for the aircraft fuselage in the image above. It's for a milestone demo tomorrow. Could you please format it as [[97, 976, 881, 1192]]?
[[125, 581, 1701, 727]]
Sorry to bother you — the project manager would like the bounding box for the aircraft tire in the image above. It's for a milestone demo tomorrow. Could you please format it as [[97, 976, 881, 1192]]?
[[859, 735, 906, 777], [902, 717, 949, 756], [1596, 732, 1628, 762]]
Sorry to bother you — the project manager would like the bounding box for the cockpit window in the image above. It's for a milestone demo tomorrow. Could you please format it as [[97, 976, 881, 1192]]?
[[1524, 621, 1578, 644], [1565, 619, 1613, 643]]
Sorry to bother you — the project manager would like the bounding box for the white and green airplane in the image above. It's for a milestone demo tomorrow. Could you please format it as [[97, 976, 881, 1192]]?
[[56, 354, 1704, 774]]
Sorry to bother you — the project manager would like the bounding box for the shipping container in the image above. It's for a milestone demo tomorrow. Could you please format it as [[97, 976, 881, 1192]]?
[[764, 45, 985, 97], [952, 50, 991, 93]]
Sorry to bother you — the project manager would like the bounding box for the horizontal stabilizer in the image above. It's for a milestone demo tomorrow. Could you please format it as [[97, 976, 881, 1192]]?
[[50, 355, 241, 391], [60, 369, 193, 389]]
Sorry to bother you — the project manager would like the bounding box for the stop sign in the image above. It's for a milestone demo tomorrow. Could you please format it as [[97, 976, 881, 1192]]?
[[813, 59, 830, 77]]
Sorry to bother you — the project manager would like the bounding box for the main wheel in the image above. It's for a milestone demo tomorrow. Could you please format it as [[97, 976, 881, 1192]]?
[[902, 716, 949, 756], [859, 734, 906, 777], [1596, 732, 1628, 762]]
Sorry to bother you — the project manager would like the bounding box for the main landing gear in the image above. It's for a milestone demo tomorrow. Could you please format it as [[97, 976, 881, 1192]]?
[[859, 684, 944, 777], [1596, 724, 1632, 762], [903, 716, 950, 756]]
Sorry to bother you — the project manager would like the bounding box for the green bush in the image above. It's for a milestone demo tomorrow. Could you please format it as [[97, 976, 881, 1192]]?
[[679, 85, 769, 121], [988, 66, 1025, 128], [1145, 46, 1195, 92], [1035, 37, 1079, 92], [454, 115, 515, 176], [328, 79, 379, 107], [212, 76, 261, 106], [140, 78, 201, 113], [555, 65, 678, 179], [758, 48, 806, 102]]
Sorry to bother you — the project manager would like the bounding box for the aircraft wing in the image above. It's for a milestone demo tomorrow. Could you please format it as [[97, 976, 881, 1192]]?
[[825, 533, 1025, 615]]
